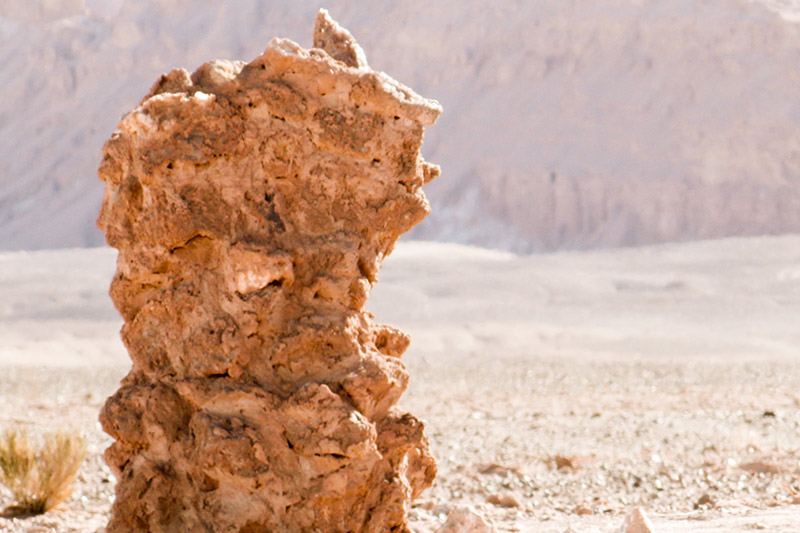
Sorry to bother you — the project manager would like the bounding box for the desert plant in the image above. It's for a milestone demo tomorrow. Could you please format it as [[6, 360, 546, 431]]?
[[0, 428, 87, 515]]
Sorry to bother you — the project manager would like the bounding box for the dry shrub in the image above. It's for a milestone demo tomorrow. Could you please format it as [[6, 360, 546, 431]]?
[[0, 429, 86, 514]]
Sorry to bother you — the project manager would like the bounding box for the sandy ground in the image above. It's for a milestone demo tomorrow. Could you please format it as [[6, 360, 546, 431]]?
[[1, 236, 799, 532]]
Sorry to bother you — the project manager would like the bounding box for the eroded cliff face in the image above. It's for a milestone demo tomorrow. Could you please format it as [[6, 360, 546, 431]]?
[[5, 1, 800, 252], [97, 11, 440, 532]]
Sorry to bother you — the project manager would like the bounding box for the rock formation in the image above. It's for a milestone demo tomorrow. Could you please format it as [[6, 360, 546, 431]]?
[[96, 10, 440, 532]]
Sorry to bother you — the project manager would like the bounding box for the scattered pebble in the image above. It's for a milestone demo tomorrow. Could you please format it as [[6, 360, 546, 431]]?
[[487, 491, 521, 508], [477, 463, 522, 477], [554, 455, 576, 470], [435, 506, 497, 533], [694, 493, 714, 510], [432, 503, 452, 517], [415, 499, 436, 511], [619, 507, 655, 533], [740, 461, 781, 474]]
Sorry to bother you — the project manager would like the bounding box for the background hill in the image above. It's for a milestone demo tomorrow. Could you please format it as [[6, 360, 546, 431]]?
[[2, 0, 800, 252]]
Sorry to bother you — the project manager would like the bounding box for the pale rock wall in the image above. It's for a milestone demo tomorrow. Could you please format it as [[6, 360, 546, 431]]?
[[3, 0, 800, 252]]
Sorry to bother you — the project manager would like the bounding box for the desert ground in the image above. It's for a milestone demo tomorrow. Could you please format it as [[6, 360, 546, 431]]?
[[7, 0, 800, 254], [1, 236, 799, 532]]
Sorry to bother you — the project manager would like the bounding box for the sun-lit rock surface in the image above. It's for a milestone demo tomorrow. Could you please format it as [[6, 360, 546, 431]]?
[[96, 10, 439, 532]]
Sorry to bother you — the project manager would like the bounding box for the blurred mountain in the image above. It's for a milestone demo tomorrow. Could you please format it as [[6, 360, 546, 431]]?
[[2, 0, 800, 252]]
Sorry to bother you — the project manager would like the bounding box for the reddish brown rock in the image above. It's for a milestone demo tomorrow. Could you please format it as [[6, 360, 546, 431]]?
[[436, 506, 497, 533], [97, 10, 440, 532]]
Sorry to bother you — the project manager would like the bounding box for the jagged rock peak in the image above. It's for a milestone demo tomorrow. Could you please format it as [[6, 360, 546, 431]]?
[[313, 8, 369, 69]]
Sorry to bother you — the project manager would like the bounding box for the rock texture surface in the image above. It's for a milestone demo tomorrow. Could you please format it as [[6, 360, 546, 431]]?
[[96, 10, 440, 532]]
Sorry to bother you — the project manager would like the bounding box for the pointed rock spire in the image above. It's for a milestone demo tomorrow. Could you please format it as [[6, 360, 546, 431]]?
[[313, 8, 369, 69]]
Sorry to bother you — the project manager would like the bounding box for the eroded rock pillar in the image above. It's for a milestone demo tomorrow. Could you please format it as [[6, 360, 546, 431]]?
[[97, 10, 441, 532]]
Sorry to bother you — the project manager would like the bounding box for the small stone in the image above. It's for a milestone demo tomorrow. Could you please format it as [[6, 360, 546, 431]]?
[[619, 507, 655, 533], [554, 455, 576, 470], [574, 505, 594, 516], [478, 462, 522, 476], [740, 461, 781, 474], [433, 503, 453, 517], [487, 491, 522, 508], [408, 508, 426, 521], [436, 506, 497, 533], [415, 499, 436, 510], [694, 493, 714, 510]]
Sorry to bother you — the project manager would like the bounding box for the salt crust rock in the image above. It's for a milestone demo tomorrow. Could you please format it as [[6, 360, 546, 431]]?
[[97, 9, 441, 532], [435, 506, 497, 533], [619, 507, 656, 533]]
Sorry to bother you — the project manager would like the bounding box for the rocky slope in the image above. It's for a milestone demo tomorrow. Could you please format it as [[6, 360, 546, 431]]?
[[2, 0, 800, 252]]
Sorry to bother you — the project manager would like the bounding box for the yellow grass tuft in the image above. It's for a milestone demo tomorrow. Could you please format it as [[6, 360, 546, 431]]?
[[0, 429, 87, 515]]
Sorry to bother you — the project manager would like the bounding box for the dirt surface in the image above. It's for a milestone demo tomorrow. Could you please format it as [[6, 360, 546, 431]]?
[[1, 359, 799, 533], [1, 238, 800, 531]]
